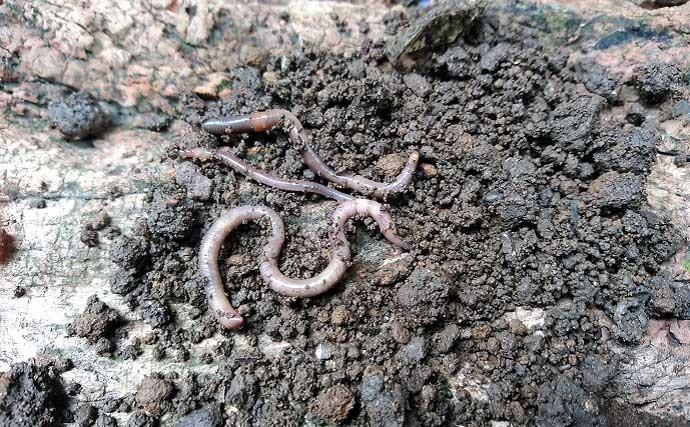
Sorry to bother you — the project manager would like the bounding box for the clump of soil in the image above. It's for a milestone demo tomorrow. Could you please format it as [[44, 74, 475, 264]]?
[[47, 91, 109, 139], [311, 384, 355, 422], [174, 163, 213, 201], [134, 375, 174, 416], [575, 57, 622, 103], [73, 295, 120, 355], [107, 10, 686, 426], [634, 61, 682, 104], [173, 406, 223, 427], [126, 412, 158, 427], [0, 357, 70, 427], [80, 227, 99, 247], [79, 210, 113, 248]]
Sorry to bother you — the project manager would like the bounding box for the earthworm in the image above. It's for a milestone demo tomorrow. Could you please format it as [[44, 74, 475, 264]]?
[[179, 147, 354, 202], [202, 109, 420, 199], [199, 200, 411, 329]]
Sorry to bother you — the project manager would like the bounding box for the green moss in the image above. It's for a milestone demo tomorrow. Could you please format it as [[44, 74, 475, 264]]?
[[542, 6, 582, 36], [504, 1, 583, 43], [682, 70, 690, 85], [218, 79, 233, 90]]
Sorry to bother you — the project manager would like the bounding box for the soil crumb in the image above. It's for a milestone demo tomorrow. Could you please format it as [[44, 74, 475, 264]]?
[[73, 295, 120, 355], [48, 91, 109, 139], [134, 375, 174, 416], [634, 61, 681, 104], [79, 210, 112, 247], [310, 384, 355, 422]]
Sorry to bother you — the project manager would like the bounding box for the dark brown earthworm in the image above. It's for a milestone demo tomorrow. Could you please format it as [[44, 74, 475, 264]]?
[[201, 109, 420, 199], [198, 200, 410, 329], [179, 147, 354, 202]]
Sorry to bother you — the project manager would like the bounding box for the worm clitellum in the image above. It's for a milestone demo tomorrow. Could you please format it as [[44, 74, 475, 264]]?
[[201, 109, 420, 199], [199, 200, 410, 329]]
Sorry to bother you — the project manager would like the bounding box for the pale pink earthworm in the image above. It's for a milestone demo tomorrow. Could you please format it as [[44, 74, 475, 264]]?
[[198, 200, 411, 329], [185, 109, 417, 328], [201, 109, 420, 199], [179, 147, 354, 202]]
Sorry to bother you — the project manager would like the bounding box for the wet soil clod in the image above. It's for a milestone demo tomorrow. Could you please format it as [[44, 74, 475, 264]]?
[[47, 91, 109, 140]]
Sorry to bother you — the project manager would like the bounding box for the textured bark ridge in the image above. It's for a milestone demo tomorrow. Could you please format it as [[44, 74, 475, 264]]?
[[1, 0, 690, 425]]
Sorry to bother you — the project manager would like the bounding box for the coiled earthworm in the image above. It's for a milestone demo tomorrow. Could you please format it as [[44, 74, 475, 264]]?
[[199, 200, 411, 329], [201, 109, 420, 199], [179, 147, 354, 202]]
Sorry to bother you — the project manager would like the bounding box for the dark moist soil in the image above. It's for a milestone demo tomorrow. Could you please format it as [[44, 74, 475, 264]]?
[[101, 12, 687, 427], [0, 357, 70, 427], [47, 91, 109, 140]]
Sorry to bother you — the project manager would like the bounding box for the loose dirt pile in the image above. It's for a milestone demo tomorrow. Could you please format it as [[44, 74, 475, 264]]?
[[106, 13, 685, 426], [7, 7, 687, 427]]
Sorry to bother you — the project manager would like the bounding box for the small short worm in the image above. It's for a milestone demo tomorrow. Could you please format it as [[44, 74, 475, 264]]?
[[199, 200, 411, 329], [179, 147, 354, 202], [202, 109, 420, 199]]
